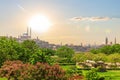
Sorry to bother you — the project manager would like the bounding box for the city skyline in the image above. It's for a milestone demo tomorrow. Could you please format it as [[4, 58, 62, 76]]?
[[0, 0, 120, 45]]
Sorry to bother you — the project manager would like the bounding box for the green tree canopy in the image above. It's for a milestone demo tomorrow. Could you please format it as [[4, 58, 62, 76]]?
[[56, 46, 75, 58], [93, 53, 107, 62], [107, 53, 120, 63], [91, 44, 120, 54], [0, 37, 22, 66]]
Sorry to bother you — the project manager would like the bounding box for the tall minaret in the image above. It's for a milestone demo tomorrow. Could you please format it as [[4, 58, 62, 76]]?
[[27, 27, 31, 38], [60, 42, 62, 46], [27, 27, 29, 36], [30, 27, 31, 38], [114, 37, 116, 44], [105, 37, 108, 45]]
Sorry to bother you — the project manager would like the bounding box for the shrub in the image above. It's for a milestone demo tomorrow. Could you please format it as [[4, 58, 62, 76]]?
[[0, 61, 66, 80], [67, 66, 82, 76], [86, 69, 100, 80], [66, 66, 83, 80], [0, 60, 34, 80], [33, 62, 67, 80], [96, 66, 107, 72]]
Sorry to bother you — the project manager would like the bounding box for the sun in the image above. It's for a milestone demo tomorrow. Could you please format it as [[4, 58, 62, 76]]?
[[28, 14, 52, 33]]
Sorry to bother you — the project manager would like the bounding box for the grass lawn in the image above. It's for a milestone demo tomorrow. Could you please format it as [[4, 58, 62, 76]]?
[[61, 65, 75, 70], [99, 70, 120, 80], [61, 65, 120, 80], [0, 78, 7, 80], [83, 70, 120, 80]]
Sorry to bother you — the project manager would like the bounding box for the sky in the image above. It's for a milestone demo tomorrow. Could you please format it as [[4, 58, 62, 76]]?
[[0, 0, 120, 45]]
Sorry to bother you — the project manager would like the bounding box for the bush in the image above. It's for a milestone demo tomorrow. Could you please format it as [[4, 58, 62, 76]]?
[[67, 66, 83, 80], [96, 66, 107, 72], [0, 60, 34, 80], [86, 69, 100, 80], [0, 61, 67, 80], [85, 68, 106, 80], [67, 67, 82, 76], [33, 62, 67, 80]]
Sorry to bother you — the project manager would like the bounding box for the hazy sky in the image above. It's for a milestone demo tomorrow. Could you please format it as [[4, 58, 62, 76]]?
[[0, 0, 120, 45]]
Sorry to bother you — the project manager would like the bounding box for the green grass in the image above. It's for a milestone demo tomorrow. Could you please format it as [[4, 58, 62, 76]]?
[[61, 65, 75, 70], [61, 65, 120, 80], [82, 70, 120, 80], [99, 70, 120, 80], [0, 78, 7, 80]]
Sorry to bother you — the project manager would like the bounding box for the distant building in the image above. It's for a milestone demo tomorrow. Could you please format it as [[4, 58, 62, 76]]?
[[18, 27, 31, 42], [114, 37, 117, 44], [7, 27, 116, 52], [105, 37, 108, 45]]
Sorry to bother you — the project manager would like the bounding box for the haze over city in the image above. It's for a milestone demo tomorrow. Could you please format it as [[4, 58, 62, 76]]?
[[0, 0, 120, 45]]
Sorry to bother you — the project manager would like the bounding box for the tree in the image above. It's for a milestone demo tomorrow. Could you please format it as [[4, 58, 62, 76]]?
[[72, 52, 95, 63], [56, 46, 75, 63], [40, 48, 56, 56], [92, 44, 120, 54], [56, 46, 74, 58], [93, 53, 107, 62], [29, 49, 53, 65], [107, 53, 120, 68], [84, 52, 95, 61], [19, 40, 39, 63], [90, 49, 100, 54], [0, 37, 22, 67], [72, 53, 86, 62], [21, 40, 39, 52], [0, 37, 55, 66], [100, 45, 113, 54], [112, 44, 120, 53]]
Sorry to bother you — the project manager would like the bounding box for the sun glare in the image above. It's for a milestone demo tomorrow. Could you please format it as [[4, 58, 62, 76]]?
[[28, 14, 52, 32]]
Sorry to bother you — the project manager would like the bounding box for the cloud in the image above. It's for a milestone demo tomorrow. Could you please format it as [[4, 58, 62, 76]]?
[[71, 16, 111, 22], [17, 4, 26, 12]]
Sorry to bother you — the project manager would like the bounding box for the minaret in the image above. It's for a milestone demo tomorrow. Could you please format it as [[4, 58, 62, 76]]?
[[114, 37, 116, 44], [30, 27, 31, 38], [27, 27, 29, 36], [105, 37, 108, 45], [60, 42, 62, 46]]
